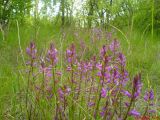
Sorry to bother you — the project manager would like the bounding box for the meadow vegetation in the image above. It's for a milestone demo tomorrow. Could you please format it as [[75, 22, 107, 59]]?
[[0, 0, 160, 119]]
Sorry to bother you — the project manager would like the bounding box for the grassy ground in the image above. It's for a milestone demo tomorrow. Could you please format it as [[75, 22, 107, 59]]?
[[0, 23, 160, 119]]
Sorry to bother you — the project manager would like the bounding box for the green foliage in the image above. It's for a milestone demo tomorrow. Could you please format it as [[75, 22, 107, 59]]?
[[0, 0, 32, 28], [0, 0, 160, 119]]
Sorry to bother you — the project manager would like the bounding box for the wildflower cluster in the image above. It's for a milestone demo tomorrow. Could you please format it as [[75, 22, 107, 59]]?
[[24, 40, 156, 120]]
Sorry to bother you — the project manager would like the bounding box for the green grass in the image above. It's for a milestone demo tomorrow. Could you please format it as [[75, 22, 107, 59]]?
[[0, 23, 160, 119]]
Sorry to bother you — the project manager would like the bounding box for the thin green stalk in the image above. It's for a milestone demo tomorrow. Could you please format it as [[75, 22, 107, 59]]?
[[26, 58, 33, 119], [123, 87, 136, 120], [94, 62, 105, 119], [151, 0, 154, 39], [52, 66, 58, 118]]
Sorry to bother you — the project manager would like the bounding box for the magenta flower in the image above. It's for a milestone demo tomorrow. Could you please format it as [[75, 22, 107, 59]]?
[[47, 43, 58, 66], [105, 66, 112, 72], [66, 65, 72, 71], [24, 40, 157, 119], [122, 70, 129, 84], [39, 62, 52, 77], [87, 62, 93, 71], [104, 72, 111, 80], [133, 73, 142, 99], [148, 110, 156, 113], [124, 102, 129, 107], [129, 109, 140, 117], [100, 107, 107, 117], [109, 39, 120, 52], [77, 61, 89, 73], [56, 71, 62, 76], [101, 88, 107, 98], [58, 88, 64, 100], [88, 102, 95, 107], [58, 86, 71, 101], [96, 63, 102, 70], [118, 53, 126, 66], [97, 71, 102, 77], [122, 90, 132, 98], [26, 42, 37, 59], [66, 44, 76, 63], [100, 45, 107, 58], [144, 89, 154, 101]]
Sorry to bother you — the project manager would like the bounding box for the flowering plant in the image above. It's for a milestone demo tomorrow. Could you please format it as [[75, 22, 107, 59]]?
[[24, 40, 156, 120]]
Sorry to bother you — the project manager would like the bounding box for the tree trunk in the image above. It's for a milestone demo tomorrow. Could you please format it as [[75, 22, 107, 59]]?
[[61, 0, 65, 27], [88, 0, 94, 28], [34, 0, 39, 41]]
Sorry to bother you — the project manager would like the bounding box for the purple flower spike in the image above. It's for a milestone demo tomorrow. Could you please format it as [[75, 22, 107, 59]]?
[[144, 89, 154, 101], [124, 102, 129, 107], [39, 62, 52, 77], [24, 40, 157, 119], [77, 61, 90, 73], [101, 88, 107, 98], [118, 53, 126, 66], [122, 90, 132, 98], [56, 71, 62, 76], [88, 102, 95, 107], [97, 71, 102, 77], [26, 42, 37, 59], [133, 73, 142, 99], [129, 109, 140, 117], [96, 63, 102, 70], [148, 110, 156, 113], [67, 66, 72, 71], [47, 43, 58, 66], [66, 44, 77, 63], [109, 39, 120, 52], [58, 88, 64, 100], [100, 107, 107, 117], [100, 45, 107, 58], [66, 49, 72, 57], [58, 86, 71, 101]]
